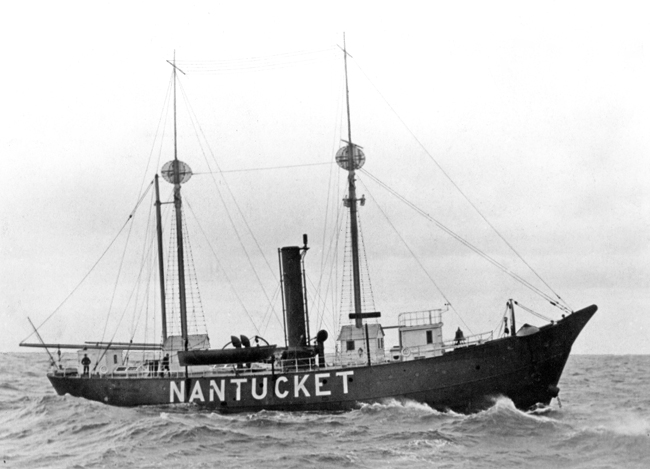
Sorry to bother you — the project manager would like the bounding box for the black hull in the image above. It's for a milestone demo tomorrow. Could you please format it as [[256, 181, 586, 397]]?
[[48, 305, 596, 413]]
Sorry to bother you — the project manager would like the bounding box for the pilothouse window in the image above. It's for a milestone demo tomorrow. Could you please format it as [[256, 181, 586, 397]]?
[[346, 340, 355, 351]]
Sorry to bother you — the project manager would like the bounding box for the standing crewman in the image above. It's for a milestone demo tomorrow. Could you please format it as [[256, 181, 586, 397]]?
[[81, 353, 91, 377], [454, 327, 465, 346], [161, 354, 170, 377]]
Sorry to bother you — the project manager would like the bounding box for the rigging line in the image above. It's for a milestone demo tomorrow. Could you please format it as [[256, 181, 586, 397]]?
[[180, 206, 208, 335], [361, 169, 563, 308], [306, 274, 336, 336], [99, 183, 156, 346], [20, 181, 155, 344], [176, 46, 337, 65], [359, 179, 474, 334], [339, 213, 354, 319], [134, 238, 156, 347], [104, 203, 159, 359], [137, 75, 174, 203], [513, 301, 553, 322], [177, 80, 282, 325], [356, 213, 377, 312], [27, 317, 56, 367], [193, 162, 332, 174], [153, 79, 173, 182], [350, 59, 569, 310], [178, 56, 333, 74], [176, 50, 338, 73], [321, 86, 347, 333], [260, 285, 281, 337], [316, 202, 345, 333], [129, 188, 157, 339], [184, 199, 261, 336], [164, 209, 180, 336], [313, 190, 345, 334], [179, 79, 277, 282], [363, 169, 562, 307], [331, 205, 346, 333], [317, 76, 346, 312]]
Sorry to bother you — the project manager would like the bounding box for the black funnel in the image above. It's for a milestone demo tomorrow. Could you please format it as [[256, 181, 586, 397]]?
[[280, 246, 307, 347]]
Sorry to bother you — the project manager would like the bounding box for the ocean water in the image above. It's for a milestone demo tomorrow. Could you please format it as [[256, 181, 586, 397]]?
[[1, 353, 648, 468]]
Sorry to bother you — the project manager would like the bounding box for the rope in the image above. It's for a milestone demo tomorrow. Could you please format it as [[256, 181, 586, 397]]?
[[350, 57, 570, 311], [513, 301, 553, 322], [184, 199, 261, 336], [361, 169, 567, 311], [129, 186, 156, 338], [96, 183, 156, 366], [192, 161, 331, 174], [174, 47, 337, 74], [359, 179, 474, 334], [176, 78, 282, 328], [180, 199, 207, 335], [20, 181, 154, 344]]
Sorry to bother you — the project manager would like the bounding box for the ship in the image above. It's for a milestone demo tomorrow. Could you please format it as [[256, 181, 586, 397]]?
[[20, 42, 596, 413]]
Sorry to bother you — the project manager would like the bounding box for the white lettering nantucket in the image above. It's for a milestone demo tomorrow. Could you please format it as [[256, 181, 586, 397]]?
[[169, 371, 356, 405], [315, 373, 331, 396], [252, 377, 268, 400], [189, 381, 205, 402], [210, 380, 225, 401], [231, 378, 247, 401], [170, 381, 185, 403], [336, 370, 354, 394], [294, 375, 310, 397], [275, 376, 289, 398]]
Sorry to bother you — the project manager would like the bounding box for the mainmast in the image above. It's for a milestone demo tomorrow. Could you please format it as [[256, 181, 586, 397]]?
[[336, 35, 366, 329], [162, 52, 192, 351]]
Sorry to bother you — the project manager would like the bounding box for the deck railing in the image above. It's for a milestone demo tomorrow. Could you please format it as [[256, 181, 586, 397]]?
[[398, 331, 494, 359], [50, 330, 496, 378], [398, 309, 443, 327]]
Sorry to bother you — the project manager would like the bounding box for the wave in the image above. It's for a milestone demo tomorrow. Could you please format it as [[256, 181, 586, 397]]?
[[357, 398, 462, 422], [4, 354, 650, 469], [579, 412, 650, 438]]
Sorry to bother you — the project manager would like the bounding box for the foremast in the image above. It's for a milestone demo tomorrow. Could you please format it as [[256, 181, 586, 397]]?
[[337, 35, 369, 330]]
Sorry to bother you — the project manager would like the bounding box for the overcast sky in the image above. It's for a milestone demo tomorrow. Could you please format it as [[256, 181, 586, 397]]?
[[2, 1, 649, 355]]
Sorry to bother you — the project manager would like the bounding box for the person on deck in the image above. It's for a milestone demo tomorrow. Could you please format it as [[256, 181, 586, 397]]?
[[454, 327, 465, 346], [81, 354, 91, 377], [161, 354, 170, 377]]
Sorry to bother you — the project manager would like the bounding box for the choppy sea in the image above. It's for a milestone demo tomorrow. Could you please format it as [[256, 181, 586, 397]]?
[[1, 353, 649, 468]]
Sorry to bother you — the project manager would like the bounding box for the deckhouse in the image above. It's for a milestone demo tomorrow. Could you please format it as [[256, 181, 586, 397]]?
[[336, 323, 385, 365]]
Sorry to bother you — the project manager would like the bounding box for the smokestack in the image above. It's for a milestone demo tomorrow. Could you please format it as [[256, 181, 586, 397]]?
[[280, 246, 307, 347]]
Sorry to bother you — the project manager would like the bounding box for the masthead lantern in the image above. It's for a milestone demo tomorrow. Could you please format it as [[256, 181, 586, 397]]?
[[161, 160, 193, 185], [335, 145, 365, 171]]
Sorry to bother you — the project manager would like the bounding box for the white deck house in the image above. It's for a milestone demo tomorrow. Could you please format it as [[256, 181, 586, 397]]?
[[336, 323, 385, 365], [397, 309, 445, 360]]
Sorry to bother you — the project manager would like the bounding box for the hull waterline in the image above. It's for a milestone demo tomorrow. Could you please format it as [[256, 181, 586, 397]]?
[[48, 305, 596, 413]]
